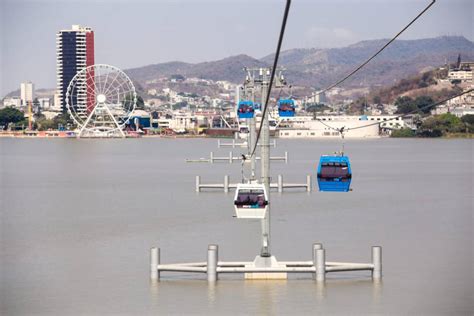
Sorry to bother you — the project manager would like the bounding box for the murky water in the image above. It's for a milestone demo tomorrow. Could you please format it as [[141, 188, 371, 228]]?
[[1, 138, 472, 315]]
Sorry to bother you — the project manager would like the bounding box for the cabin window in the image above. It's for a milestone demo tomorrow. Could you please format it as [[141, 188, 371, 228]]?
[[320, 163, 350, 179], [235, 190, 266, 208]]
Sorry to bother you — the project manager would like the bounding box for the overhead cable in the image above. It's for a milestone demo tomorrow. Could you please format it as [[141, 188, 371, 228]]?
[[250, 0, 291, 157], [316, 0, 436, 95]]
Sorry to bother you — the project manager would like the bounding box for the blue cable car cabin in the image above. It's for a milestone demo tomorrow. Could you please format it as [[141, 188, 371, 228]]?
[[278, 99, 296, 117], [237, 101, 255, 119], [317, 155, 352, 192]]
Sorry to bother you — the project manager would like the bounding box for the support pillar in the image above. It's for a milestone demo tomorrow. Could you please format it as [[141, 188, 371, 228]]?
[[210, 152, 214, 163], [306, 175, 311, 192], [278, 175, 283, 193], [229, 151, 233, 164], [372, 246, 382, 280], [316, 248, 326, 282], [249, 117, 257, 180], [312, 243, 323, 280], [195, 176, 201, 192], [207, 244, 218, 282], [224, 175, 229, 193], [150, 247, 160, 281]]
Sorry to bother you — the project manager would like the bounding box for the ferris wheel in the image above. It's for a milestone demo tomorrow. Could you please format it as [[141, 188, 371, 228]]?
[[66, 64, 137, 137]]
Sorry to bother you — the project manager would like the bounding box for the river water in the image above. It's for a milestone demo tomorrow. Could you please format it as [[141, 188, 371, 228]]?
[[1, 138, 472, 315]]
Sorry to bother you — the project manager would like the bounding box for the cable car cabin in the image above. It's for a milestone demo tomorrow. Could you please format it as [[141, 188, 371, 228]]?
[[317, 155, 352, 192], [233, 183, 268, 219], [237, 101, 255, 119], [278, 99, 295, 117]]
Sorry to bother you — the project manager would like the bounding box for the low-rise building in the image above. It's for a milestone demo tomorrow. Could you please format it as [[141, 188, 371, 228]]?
[[448, 61, 473, 82], [451, 108, 474, 118], [38, 98, 51, 109], [277, 115, 404, 138], [3, 97, 22, 108], [448, 70, 473, 82]]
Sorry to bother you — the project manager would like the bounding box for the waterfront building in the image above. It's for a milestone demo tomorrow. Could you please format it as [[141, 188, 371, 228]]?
[[56, 25, 95, 113], [277, 115, 404, 138], [20, 81, 34, 106]]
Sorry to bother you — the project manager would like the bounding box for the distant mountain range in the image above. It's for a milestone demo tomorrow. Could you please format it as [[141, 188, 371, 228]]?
[[126, 36, 474, 90], [3, 36, 472, 100]]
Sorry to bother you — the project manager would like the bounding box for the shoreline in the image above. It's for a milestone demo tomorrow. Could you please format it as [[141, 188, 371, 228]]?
[[1, 132, 472, 139]]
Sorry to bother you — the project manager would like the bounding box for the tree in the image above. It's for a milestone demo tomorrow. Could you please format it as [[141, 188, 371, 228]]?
[[0, 107, 25, 129], [33, 98, 40, 109], [372, 95, 381, 105], [460, 114, 474, 125], [391, 127, 415, 137], [173, 101, 188, 109], [53, 112, 75, 130], [306, 103, 330, 119], [414, 96, 434, 114], [419, 113, 464, 136], [395, 96, 417, 114], [123, 94, 145, 110], [170, 74, 185, 81], [461, 114, 474, 133], [36, 118, 57, 131]]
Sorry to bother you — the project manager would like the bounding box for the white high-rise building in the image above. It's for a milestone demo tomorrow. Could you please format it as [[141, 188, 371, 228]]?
[[20, 81, 34, 106]]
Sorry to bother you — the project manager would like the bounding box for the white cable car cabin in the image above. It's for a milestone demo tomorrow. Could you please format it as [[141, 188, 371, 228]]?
[[233, 183, 268, 219]]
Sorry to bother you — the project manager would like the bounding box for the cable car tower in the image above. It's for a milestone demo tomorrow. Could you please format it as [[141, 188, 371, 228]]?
[[245, 67, 286, 259], [241, 67, 287, 185]]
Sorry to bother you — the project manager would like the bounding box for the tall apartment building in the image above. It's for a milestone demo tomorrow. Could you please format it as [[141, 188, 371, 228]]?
[[56, 25, 95, 114], [20, 81, 34, 106]]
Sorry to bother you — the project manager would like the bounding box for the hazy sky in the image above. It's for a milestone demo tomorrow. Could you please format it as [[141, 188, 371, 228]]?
[[1, 0, 472, 96]]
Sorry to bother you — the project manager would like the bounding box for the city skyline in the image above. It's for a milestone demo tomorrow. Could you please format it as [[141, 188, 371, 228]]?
[[1, 0, 473, 97]]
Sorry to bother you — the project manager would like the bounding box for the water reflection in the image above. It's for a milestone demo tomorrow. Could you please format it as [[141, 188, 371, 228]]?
[[149, 276, 383, 314], [207, 281, 216, 307], [244, 280, 287, 316]]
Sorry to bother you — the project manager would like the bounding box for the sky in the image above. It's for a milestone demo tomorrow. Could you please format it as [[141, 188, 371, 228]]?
[[0, 0, 472, 97]]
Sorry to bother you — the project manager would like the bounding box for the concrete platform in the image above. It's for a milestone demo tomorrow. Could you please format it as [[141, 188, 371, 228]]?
[[244, 256, 288, 280]]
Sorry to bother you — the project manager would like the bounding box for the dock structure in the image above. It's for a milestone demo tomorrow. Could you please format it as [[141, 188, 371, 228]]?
[[217, 139, 276, 148], [195, 174, 311, 193], [150, 244, 382, 282], [186, 151, 288, 164]]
